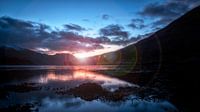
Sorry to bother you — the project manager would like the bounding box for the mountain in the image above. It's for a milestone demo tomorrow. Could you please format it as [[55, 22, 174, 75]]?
[[105, 6, 200, 111], [0, 5, 200, 111], [0, 46, 75, 65]]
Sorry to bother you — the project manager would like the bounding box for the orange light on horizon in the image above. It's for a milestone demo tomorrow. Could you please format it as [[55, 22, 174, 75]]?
[[74, 52, 91, 59], [73, 44, 124, 59]]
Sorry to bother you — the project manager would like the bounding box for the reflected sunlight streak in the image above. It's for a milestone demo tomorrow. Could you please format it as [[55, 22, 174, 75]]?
[[38, 70, 138, 90]]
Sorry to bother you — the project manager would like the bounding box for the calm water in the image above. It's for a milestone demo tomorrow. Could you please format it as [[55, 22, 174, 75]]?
[[0, 65, 177, 112]]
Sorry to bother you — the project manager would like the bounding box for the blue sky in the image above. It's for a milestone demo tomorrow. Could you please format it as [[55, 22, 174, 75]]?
[[0, 0, 161, 37], [0, 0, 199, 56]]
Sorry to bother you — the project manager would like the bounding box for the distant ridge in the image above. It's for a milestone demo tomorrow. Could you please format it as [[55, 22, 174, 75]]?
[[0, 45, 74, 65]]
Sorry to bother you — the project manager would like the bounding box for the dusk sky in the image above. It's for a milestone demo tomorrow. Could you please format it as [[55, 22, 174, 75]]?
[[0, 0, 199, 57]]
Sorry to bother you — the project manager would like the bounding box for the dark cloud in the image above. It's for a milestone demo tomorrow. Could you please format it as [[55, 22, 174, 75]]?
[[102, 14, 110, 20], [0, 16, 49, 48], [131, 19, 144, 23], [0, 16, 141, 54], [128, 18, 147, 30], [41, 31, 104, 52], [64, 24, 86, 31], [152, 18, 173, 27], [108, 32, 152, 45], [169, 0, 200, 8], [42, 32, 103, 52], [99, 24, 129, 41], [127, 32, 153, 43], [0, 16, 34, 29], [0, 16, 104, 53], [96, 36, 111, 43], [128, 23, 137, 29], [139, 0, 200, 27], [139, 2, 187, 17], [95, 34, 147, 45]]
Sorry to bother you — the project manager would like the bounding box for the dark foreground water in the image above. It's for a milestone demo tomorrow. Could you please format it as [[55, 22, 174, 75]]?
[[0, 65, 177, 112]]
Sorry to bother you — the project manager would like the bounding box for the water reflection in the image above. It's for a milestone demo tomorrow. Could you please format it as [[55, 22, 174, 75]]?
[[0, 65, 177, 112], [39, 97, 177, 112], [0, 65, 117, 71], [38, 70, 138, 91]]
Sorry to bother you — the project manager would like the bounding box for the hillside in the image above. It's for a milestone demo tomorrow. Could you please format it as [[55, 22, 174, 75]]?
[[0, 46, 75, 65], [107, 5, 200, 111]]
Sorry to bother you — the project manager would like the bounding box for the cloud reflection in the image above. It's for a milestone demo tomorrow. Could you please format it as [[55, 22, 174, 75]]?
[[39, 97, 177, 112]]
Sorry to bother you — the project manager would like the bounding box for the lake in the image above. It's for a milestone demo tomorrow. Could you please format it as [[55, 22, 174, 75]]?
[[0, 65, 177, 112]]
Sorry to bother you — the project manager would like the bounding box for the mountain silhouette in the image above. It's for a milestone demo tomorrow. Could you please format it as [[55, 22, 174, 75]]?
[[0, 5, 200, 112], [105, 5, 200, 111], [0, 46, 75, 65]]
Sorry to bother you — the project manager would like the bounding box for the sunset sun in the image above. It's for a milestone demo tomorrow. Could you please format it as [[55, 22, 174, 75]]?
[[74, 52, 89, 59], [0, 0, 198, 111], [73, 44, 124, 59]]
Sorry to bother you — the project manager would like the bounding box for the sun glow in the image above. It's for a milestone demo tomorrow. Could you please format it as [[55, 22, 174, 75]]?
[[74, 52, 90, 59], [73, 44, 124, 59]]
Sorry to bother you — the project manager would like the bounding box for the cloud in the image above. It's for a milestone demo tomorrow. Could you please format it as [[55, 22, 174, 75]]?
[[128, 18, 147, 30], [43, 31, 103, 52], [96, 36, 111, 43], [0, 16, 104, 54], [113, 32, 153, 45], [170, 0, 200, 8], [99, 24, 129, 41], [152, 18, 173, 27], [64, 24, 86, 31], [0, 16, 34, 29], [0, 16, 137, 54], [102, 14, 110, 20], [131, 19, 144, 23], [0, 16, 49, 48], [139, 0, 200, 27]]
